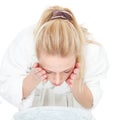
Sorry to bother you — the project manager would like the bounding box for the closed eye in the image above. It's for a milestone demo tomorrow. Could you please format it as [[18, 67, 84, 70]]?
[[64, 70, 72, 73], [46, 71, 53, 74]]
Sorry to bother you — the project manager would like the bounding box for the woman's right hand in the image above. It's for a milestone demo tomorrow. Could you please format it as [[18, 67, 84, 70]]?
[[22, 63, 47, 99], [30, 63, 47, 82]]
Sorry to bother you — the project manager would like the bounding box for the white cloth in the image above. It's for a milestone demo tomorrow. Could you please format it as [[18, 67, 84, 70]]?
[[20, 80, 84, 110], [0, 25, 109, 110], [13, 107, 95, 120]]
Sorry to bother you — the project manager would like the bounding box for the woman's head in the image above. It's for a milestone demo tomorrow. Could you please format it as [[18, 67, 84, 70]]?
[[35, 19, 80, 57], [34, 6, 86, 83], [39, 52, 76, 86]]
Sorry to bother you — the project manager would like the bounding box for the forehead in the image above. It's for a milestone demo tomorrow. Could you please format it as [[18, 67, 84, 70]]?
[[39, 53, 76, 72]]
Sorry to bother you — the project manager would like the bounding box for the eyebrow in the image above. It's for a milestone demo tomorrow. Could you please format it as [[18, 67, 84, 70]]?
[[42, 67, 73, 72]]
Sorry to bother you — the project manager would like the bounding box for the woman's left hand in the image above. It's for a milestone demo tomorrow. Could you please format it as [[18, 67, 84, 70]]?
[[66, 62, 80, 88]]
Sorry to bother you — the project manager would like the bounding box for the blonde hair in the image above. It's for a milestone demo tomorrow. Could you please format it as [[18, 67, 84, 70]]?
[[34, 6, 96, 87]]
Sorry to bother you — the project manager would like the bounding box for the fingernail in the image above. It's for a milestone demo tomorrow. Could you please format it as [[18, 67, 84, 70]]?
[[71, 74, 75, 79], [33, 63, 39, 68], [43, 75, 47, 78], [42, 70, 46, 74], [77, 63, 80, 67], [74, 69, 78, 74]]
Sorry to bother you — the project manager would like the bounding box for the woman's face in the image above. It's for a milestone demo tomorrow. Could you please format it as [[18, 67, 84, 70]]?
[[39, 52, 76, 86]]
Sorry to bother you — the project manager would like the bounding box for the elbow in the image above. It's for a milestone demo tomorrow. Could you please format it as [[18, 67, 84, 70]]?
[[83, 100, 93, 109], [85, 102, 93, 109], [86, 96, 94, 109], [81, 96, 94, 109]]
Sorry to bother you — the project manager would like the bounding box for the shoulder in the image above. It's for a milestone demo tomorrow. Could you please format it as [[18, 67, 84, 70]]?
[[3, 25, 37, 64], [7, 25, 36, 54], [13, 24, 35, 45], [84, 43, 109, 78], [84, 43, 107, 61], [85, 43, 102, 54]]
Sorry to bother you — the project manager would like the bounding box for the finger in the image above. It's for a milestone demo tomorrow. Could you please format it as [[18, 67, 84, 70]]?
[[37, 70, 47, 78], [73, 68, 79, 74], [31, 67, 42, 74], [38, 70, 48, 79], [32, 63, 40, 68], [70, 73, 76, 80], [75, 62, 80, 68], [66, 78, 72, 85], [43, 74, 47, 79], [34, 73, 47, 81]]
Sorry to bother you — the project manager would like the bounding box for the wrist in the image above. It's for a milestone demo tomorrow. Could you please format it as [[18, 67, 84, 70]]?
[[22, 73, 38, 98]]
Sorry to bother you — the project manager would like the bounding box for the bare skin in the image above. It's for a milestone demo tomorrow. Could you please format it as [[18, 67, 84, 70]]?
[[22, 53, 93, 108]]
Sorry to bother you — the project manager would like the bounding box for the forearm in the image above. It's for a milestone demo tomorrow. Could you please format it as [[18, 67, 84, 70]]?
[[22, 64, 47, 99], [72, 83, 93, 109], [22, 73, 38, 99]]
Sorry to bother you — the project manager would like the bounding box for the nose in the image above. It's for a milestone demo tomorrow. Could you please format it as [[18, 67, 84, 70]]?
[[53, 74, 61, 86]]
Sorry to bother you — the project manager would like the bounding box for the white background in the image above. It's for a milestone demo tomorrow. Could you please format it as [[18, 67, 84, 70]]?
[[0, 0, 120, 120]]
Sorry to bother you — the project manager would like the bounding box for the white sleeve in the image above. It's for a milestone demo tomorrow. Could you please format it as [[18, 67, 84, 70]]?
[[84, 44, 109, 108], [0, 27, 34, 107]]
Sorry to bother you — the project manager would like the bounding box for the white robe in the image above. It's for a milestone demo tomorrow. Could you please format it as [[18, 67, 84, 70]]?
[[0, 25, 109, 111]]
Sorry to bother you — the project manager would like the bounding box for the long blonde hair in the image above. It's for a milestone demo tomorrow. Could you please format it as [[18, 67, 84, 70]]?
[[34, 6, 95, 86]]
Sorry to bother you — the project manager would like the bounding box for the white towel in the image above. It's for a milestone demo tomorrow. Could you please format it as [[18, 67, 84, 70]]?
[[13, 107, 95, 120]]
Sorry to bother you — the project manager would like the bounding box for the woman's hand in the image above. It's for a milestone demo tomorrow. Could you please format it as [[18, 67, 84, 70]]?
[[66, 63, 93, 108], [66, 62, 80, 87], [30, 63, 47, 82], [66, 62, 82, 101], [22, 63, 47, 99]]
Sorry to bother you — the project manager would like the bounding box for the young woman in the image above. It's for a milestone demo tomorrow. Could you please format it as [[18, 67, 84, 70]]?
[[0, 6, 109, 111]]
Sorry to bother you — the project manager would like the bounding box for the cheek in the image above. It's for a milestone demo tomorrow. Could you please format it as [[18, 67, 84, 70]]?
[[47, 74, 53, 81], [64, 73, 71, 79], [64, 70, 74, 80]]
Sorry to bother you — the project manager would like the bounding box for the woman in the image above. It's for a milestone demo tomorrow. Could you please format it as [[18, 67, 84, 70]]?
[[0, 6, 109, 111]]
